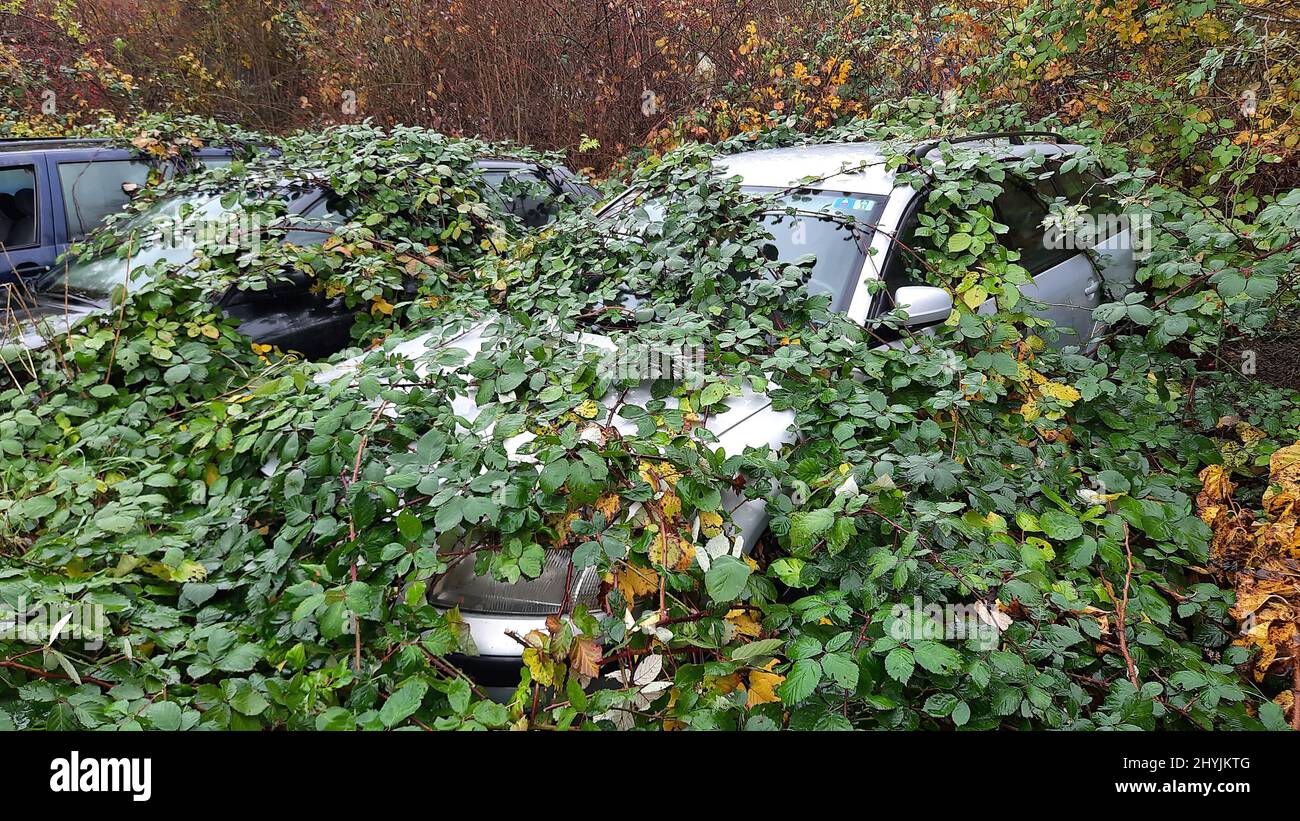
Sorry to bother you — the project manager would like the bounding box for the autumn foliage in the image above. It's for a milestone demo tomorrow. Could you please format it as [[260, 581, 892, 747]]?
[[0, 0, 1299, 731], [1, 1, 1295, 183]]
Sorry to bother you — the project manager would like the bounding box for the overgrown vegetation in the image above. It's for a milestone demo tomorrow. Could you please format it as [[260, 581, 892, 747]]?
[[0, 0, 1298, 730]]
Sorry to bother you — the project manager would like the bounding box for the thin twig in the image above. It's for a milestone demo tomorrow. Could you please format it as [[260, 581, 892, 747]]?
[[1117, 523, 1140, 688]]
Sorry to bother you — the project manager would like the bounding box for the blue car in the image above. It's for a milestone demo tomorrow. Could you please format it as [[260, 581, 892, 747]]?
[[0, 138, 235, 287], [0, 141, 600, 362]]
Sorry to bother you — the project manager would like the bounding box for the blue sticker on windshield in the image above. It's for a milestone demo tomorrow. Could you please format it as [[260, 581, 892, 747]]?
[[830, 196, 877, 212]]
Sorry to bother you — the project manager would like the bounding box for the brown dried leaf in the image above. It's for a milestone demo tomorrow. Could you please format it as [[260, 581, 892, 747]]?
[[570, 637, 602, 679]]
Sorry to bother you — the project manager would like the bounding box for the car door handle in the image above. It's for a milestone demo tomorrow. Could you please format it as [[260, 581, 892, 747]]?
[[14, 262, 49, 275], [1083, 280, 1101, 297]]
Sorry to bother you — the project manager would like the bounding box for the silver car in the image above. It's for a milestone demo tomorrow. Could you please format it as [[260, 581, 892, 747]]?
[[322, 133, 1137, 681]]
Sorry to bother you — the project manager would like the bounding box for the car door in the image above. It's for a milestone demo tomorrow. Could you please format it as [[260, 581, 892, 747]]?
[[221, 278, 356, 360], [52, 148, 238, 261], [1041, 163, 1136, 299], [52, 151, 153, 250], [991, 179, 1102, 347], [0, 153, 56, 288]]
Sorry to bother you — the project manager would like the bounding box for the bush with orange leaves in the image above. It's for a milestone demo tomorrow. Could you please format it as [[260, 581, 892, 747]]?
[[1198, 427, 1300, 726]]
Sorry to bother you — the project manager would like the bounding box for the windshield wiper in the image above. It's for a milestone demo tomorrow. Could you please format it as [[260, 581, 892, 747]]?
[[31, 283, 104, 306]]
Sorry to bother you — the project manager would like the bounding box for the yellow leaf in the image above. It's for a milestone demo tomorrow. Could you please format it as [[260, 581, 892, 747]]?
[[659, 490, 682, 520], [1197, 464, 1235, 504], [638, 460, 680, 490], [574, 399, 599, 419], [961, 285, 988, 310], [551, 511, 580, 546], [1039, 381, 1081, 404], [747, 668, 785, 707], [612, 564, 659, 602], [1264, 442, 1300, 505], [699, 510, 723, 537], [649, 528, 691, 570], [523, 647, 555, 687], [595, 494, 621, 520], [726, 608, 762, 638]]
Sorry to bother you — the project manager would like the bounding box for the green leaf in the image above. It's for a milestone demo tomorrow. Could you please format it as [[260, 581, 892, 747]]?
[[1040, 508, 1083, 541], [230, 685, 271, 716], [912, 640, 961, 676], [699, 382, 727, 407], [821, 653, 859, 690], [164, 363, 192, 384], [788, 508, 835, 549], [731, 638, 784, 661], [778, 658, 822, 704], [1259, 700, 1289, 731], [143, 701, 182, 731], [885, 647, 915, 684], [446, 677, 472, 715], [315, 706, 355, 731], [538, 460, 570, 494], [923, 692, 958, 717], [397, 510, 423, 542], [769, 557, 810, 588], [705, 555, 751, 603], [380, 679, 429, 727], [472, 700, 508, 727], [215, 643, 264, 673]]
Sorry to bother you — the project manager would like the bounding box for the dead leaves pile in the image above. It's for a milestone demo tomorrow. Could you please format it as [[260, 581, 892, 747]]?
[[1197, 431, 1300, 721]]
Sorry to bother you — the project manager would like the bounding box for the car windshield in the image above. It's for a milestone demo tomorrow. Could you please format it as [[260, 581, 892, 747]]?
[[601, 186, 885, 312], [40, 187, 340, 299]]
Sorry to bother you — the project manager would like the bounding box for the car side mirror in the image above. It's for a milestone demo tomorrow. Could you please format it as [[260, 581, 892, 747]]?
[[893, 285, 953, 328]]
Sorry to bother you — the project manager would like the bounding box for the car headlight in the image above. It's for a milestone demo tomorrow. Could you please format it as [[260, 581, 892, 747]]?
[[429, 549, 602, 616]]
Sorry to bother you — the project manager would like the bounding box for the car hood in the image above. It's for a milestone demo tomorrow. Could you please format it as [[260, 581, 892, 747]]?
[[314, 319, 797, 461], [0, 295, 103, 355]]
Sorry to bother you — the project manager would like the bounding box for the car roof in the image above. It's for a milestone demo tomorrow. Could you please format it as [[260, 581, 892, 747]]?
[[473, 158, 540, 171], [715, 139, 1082, 195], [0, 137, 239, 156], [0, 137, 115, 154]]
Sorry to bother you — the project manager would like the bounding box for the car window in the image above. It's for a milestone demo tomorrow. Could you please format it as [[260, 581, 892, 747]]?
[[284, 195, 347, 246], [758, 210, 869, 311], [58, 159, 153, 241], [0, 164, 39, 249], [881, 212, 925, 296], [481, 168, 558, 228], [1031, 172, 1058, 202], [598, 187, 881, 314], [992, 181, 1070, 273], [46, 193, 227, 297], [1035, 160, 1125, 245], [1053, 169, 1119, 214]]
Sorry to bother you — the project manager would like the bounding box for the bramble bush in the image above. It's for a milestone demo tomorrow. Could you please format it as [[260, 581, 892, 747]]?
[[1, 0, 1299, 731], [1, 91, 1298, 729]]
